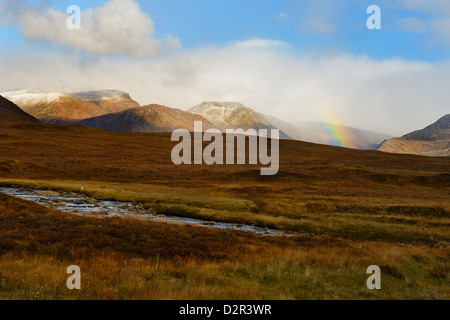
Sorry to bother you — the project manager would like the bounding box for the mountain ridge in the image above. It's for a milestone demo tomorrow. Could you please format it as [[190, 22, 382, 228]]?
[[189, 102, 291, 139], [378, 114, 450, 157], [1, 90, 139, 124], [0, 95, 40, 123], [79, 104, 217, 132], [403, 114, 450, 141]]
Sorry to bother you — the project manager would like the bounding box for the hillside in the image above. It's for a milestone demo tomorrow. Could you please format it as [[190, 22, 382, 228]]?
[[79, 104, 217, 132], [0, 95, 40, 123], [1, 90, 139, 124], [0, 121, 448, 300], [68, 90, 140, 116], [0, 121, 448, 208], [378, 114, 450, 157], [189, 102, 273, 129], [189, 101, 290, 138]]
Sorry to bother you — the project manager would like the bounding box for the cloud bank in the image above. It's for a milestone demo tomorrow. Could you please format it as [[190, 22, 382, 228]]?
[[390, 0, 450, 46], [1, 43, 449, 136], [0, 0, 181, 57]]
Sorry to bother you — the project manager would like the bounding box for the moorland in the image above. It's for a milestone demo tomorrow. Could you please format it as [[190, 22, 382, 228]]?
[[0, 121, 448, 299]]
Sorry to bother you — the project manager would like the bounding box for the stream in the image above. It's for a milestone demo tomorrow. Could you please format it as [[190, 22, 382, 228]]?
[[0, 187, 288, 237]]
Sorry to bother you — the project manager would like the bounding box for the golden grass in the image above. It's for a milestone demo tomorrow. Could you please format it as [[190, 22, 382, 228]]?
[[0, 122, 448, 299], [1, 243, 448, 300]]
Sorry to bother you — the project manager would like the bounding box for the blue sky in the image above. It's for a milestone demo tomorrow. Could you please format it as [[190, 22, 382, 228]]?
[[0, 0, 449, 61], [0, 0, 449, 135], [137, 0, 446, 61]]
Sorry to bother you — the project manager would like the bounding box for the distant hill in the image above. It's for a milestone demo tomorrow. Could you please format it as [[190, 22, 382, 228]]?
[[79, 104, 217, 132], [402, 114, 450, 141], [188, 101, 390, 148], [378, 114, 450, 157], [0, 95, 40, 123], [1, 90, 139, 124], [261, 114, 392, 150]]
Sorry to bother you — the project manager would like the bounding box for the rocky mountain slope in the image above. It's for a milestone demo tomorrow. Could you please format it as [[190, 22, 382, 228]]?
[[402, 114, 450, 141], [79, 104, 217, 132], [1, 90, 139, 124], [68, 90, 140, 115], [0, 95, 40, 123], [378, 114, 450, 157], [189, 102, 274, 130], [189, 102, 290, 139]]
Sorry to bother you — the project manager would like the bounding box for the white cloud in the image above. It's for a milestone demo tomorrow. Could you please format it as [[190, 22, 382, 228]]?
[[1, 43, 449, 136], [0, 0, 181, 58], [277, 13, 288, 22], [394, 0, 450, 15], [395, 17, 427, 34], [231, 39, 290, 50], [391, 0, 450, 46], [301, 20, 336, 34], [429, 18, 450, 44]]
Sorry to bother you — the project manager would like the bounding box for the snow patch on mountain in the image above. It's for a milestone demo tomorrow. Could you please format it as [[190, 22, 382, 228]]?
[[1, 90, 66, 105], [68, 90, 133, 102], [189, 102, 272, 128]]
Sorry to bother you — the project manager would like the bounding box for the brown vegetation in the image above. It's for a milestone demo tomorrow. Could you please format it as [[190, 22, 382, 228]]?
[[0, 96, 39, 123], [0, 121, 448, 299]]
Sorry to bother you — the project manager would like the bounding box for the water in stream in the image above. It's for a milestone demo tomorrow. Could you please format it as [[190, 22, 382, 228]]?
[[0, 188, 288, 237]]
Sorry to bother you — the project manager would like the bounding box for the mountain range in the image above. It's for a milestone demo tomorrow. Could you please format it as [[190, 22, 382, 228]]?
[[2, 89, 448, 155], [2, 90, 139, 124]]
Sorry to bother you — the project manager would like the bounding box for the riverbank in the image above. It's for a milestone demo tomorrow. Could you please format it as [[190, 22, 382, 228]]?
[[0, 187, 287, 236]]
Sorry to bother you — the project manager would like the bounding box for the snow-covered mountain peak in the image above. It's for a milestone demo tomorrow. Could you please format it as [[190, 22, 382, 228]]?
[[1, 90, 66, 105], [189, 101, 271, 128]]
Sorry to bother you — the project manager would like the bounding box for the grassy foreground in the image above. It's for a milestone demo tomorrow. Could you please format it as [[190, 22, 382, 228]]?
[[0, 193, 448, 300], [0, 122, 448, 299]]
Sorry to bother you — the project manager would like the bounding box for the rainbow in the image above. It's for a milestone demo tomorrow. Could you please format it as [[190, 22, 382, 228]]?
[[322, 122, 348, 147], [311, 98, 354, 148]]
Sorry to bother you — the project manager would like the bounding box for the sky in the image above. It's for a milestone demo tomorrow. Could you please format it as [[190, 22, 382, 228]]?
[[0, 0, 449, 135]]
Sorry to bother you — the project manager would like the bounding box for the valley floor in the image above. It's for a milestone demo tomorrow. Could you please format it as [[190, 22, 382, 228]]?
[[0, 122, 448, 299]]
